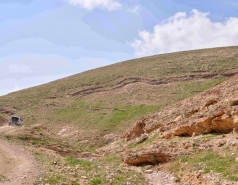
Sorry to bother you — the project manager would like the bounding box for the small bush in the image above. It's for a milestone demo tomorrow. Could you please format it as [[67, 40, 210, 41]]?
[[0, 175, 5, 181], [91, 177, 102, 185]]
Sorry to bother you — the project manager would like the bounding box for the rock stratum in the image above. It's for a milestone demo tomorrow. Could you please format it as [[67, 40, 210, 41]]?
[[120, 74, 238, 184], [123, 74, 238, 142]]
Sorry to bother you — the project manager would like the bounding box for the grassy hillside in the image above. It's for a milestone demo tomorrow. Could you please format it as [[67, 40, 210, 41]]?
[[0, 47, 238, 149], [0, 46, 238, 184]]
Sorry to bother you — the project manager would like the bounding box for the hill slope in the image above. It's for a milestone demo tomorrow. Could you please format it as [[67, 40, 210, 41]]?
[[1, 47, 238, 146], [0, 46, 238, 184], [121, 73, 238, 185]]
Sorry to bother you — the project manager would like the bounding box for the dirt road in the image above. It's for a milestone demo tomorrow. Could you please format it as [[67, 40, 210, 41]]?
[[0, 126, 38, 185]]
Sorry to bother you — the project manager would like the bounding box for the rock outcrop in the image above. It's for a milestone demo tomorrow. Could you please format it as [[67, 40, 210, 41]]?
[[123, 74, 238, 142], [124, 149, 173, 166], [163, 110, 238, 139], [122, 74, 238, 173], [122, 117, 163, 141]]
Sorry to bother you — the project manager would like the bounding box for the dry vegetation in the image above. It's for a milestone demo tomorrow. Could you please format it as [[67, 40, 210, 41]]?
[[0, 46, 238, 184]]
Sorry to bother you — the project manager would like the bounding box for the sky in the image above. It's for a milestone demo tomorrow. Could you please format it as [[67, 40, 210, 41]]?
[[0, 0, 238, 95]]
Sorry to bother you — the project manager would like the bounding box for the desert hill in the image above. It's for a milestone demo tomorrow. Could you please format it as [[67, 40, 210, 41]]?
[[0, 46, 238, 184]]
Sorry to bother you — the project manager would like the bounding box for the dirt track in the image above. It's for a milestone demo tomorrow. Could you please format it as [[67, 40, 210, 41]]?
[[0, 126, 38, 185]]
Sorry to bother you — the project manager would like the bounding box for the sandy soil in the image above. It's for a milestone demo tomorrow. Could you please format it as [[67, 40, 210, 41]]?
[[0, 126, 15, 134], [0, 126, 39, 185]]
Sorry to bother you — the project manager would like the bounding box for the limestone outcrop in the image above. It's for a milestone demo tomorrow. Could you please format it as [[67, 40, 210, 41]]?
[[124, 150, 172, 166], [163, 110, 238, 139], [122, 74, 238, 171], [122, 117, 163, 141], [123, 74, 238, 142]]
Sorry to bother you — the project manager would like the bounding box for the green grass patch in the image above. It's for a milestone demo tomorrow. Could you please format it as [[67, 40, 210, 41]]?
[[46, 174, 65, 185], [54, 101, 160, 132], [197, 133, 220, 141], [17, 135, 49, 146], [127, 134, 158, 149], [65, 157, 96, 170], [110, 169, 145, 185], [170, 150, 238, 181], [91, 176, 102, 185], [98, 153, 122, 167], [108, 105, 160, 129], [176, 78, 225, 100], [0, 175, 5, 181]]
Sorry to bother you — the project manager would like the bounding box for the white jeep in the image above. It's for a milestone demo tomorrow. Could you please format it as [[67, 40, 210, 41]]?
[[9, 116, 23, 126]]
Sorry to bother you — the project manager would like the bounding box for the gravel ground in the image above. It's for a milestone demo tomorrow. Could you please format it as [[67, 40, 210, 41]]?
[[145, 170, 176, 185]]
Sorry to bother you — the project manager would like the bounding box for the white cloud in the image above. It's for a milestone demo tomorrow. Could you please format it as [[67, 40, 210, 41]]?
[[66, 0, 121, 11], [131, 9, 238, 57], [129, 5, 140, 14]]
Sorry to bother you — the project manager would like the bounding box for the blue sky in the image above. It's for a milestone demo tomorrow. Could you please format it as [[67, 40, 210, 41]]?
[[0, 0, 238, 95]]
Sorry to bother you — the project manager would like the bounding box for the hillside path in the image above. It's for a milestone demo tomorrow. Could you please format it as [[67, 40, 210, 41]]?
[[0, 126, 39, 185], [145, 170, 176, 185]]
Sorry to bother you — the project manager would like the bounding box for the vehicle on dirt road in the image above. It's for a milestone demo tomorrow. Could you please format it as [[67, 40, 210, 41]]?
[[9, 116, 23, 126]]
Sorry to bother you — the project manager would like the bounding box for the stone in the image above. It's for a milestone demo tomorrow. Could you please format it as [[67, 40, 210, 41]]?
[[218, 140, 226, 147], [204, 98, 219, 107], [103, 134, 118, 144], [145, 169, 153, 174], [174, 177, 180, 182], [124, 149, 172, 166], [145, 165, 153, 170], [135, 134, 148, 144], [174, 115, 182, 122], [122, 118, 147, 141], [230, 99, 238, 106], [235, 157, 238, 163]]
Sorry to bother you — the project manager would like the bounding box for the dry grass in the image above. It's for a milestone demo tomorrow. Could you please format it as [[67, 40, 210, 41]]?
[[1, 46, 238, 184], [1, 47, 238, 148]]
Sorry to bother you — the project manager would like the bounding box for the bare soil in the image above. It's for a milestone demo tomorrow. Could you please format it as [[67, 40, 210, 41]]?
[[0, 126, 38, 185]]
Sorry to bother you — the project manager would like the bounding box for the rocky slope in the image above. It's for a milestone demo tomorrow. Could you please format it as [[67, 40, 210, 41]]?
[[120, 73, 238, 184], [123, 73, 238, 141]]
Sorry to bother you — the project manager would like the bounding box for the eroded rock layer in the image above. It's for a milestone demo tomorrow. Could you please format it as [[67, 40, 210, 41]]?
[[122, 74, 238, 169], [123, 74, 238, 142]]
